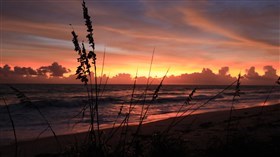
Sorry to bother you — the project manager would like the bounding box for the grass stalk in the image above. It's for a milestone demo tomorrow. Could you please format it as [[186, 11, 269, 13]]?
[[260, 77, 279, 114], [9, 86, 62, 150], [82, 0, 101, 144], [258, 77, 280, 123], [118, 69, 139, 155], [2, 97, 18, 157], [139, 48, 155, 121], [131, 68, 169, 146], [226, 73, 241, 143], [98, 47, 106, 96], [164, 88, 196, 134], [166, 80, 238, 132]]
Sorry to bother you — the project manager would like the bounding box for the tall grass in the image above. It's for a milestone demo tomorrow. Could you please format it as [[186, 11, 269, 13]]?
[[82, 0, 102, 144], [2, 97, 18, 157], [139, 48, 155, 122], [226, 73, 241, 143], [259, 76, 280, 114], [71, 0, 101, 146], [257, 76, 280, 126], [9, 86, 61, 150], [98, 47, 106, 96], [164, 88, 196, 134], [164, 79, 238, 133], [130, 68, 169, 147]]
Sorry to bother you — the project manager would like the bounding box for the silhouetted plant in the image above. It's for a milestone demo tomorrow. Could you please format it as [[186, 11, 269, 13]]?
[[167, 79, 238, 132], [106, 103, 124, 139], [70, 0, 101, 146], [2, 97, 18, 157], [98, 47, 107, 96], [164, 88, 196, 133], [130, 68, 169, 147], [9, 86, 61, 150], [119, 70, 138, 155], [226, 73, 241, 143], [258, 77, 280, 120], [139, 48, 155, 122], [82, 0, 101, 143], [71, 28, 89, 85]]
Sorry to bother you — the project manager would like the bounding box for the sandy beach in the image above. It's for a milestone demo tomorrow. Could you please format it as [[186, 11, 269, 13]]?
[[1, 103, 279, 157]]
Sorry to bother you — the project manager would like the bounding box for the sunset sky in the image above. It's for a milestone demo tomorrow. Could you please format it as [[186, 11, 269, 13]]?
[[0, 0, 279, 84]]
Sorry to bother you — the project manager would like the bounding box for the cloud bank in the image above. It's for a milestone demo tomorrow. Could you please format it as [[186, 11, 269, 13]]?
[[0, 62, 70, 84], [0, 63, 278, 85]]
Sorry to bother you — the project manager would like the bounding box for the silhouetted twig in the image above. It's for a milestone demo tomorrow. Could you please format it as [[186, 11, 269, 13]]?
[[2, 97, 18, 157], [139, 48, 155, 122], [226, 73, 241, 143], [164, 88, 196, 133], [258, 77, 280, 120], [131, 68, 169, 146], [9, 86, 61, 150], [167, 80, 238, 132]]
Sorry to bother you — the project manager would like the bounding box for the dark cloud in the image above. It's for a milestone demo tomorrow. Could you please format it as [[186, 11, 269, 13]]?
[[0, 64, 12, 76], [245, 67, 261, 80], [219, 67, 229, 76], [37, 62, 70, 77], [110, 73, 133, 84], [0, 64, 278, 85], [243, 65, 278, 85], [14, 66, 37, 76], [165, 68, 235, 85], [37, 67, 49, 76], [0, 62, 70, 84], [263, 66, 277, 79]]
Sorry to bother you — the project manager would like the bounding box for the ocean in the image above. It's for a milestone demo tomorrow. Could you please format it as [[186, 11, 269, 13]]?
[[0, 84, 279, 146]]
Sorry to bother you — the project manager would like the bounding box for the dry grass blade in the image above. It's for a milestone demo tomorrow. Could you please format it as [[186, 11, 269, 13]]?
[[168, 80, 238, 132], [71, 0, 101, 145], [9, 86, 62, 150], [226, 73, 241, 143], [140, 48, 155, 121], [258, 77, 280, 120], [151, 68, 169, 101], [104, 70, 138, 145], [131, 68, 169, 146], [99, 74, 110, 98], [36, 126, 49, 140], [107, 103, 124, 137], [98, 47, 106, 97], [82, 0, 100, 144], [104, 76, 157, 145], [164, 88, 196, 134], [9, 86, 32, 106], [2, 97, 18, 157]]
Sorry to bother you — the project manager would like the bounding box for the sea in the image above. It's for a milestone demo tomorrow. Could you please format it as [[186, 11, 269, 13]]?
[[0, 84, 279, 146]]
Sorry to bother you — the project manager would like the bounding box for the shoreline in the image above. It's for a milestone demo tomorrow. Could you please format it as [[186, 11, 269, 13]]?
[[1, 103, 279, 156]]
